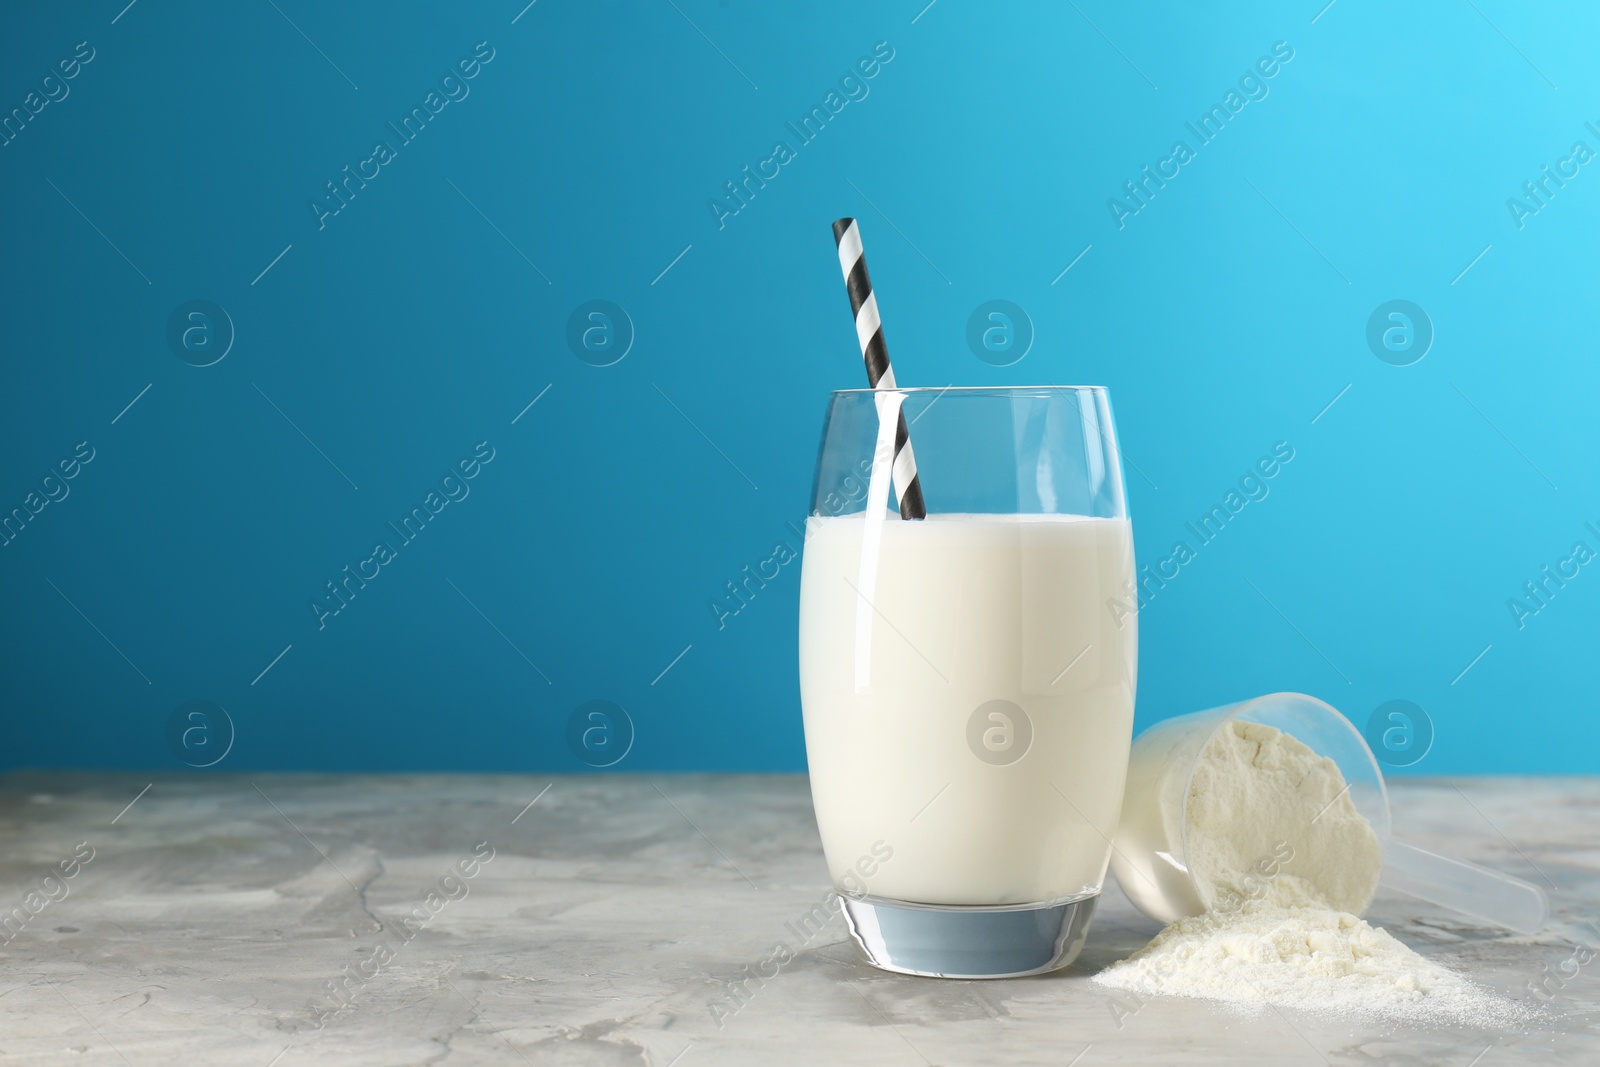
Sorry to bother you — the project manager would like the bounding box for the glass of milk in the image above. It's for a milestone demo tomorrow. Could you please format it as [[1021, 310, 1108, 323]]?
[[798, 386, 1137, 978]]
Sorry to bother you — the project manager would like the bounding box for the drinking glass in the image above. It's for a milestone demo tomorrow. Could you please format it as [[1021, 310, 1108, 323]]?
[[798, 386, 1137, 978]]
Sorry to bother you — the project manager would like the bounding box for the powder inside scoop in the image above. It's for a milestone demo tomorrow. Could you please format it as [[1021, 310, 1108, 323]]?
[[1184, 719, 1380, 914]]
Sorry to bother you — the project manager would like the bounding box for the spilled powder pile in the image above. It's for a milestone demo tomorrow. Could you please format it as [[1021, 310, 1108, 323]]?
[[1095, 899, 1532, 1025], [1096, 720, 1532, 1025]]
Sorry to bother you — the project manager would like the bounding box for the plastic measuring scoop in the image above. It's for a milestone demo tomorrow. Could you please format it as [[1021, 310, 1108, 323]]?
[[1109, 693, 1549, 934]]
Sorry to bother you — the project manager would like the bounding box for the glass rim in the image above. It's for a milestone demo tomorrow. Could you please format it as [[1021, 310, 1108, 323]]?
[[829, 384, 1109, 396]]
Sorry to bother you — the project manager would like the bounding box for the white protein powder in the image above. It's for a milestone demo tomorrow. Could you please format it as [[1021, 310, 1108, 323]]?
[[1094, 901, 1533, 1025], [1097, 720, 1531, 1024], [1185, 720, 1381, 914]]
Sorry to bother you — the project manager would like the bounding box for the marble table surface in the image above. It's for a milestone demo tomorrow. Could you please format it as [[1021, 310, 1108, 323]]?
[[0, 773, 1595, 1066]]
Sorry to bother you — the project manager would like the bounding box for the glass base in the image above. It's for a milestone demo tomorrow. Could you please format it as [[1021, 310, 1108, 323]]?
[[839, 891, 1098, 979]]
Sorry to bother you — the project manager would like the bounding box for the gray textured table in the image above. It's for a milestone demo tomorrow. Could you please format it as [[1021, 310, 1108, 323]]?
[[0, 773, 1594, 1065]]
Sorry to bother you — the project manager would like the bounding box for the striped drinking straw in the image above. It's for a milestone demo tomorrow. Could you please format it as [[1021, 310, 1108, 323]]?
[[831, 218, 926, 520]]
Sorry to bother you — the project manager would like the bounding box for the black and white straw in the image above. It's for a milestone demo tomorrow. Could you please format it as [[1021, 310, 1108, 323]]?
[[831, 217, 926, 520]]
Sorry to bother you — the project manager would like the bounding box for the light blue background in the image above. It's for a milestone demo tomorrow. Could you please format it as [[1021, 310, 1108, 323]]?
[[1, 1, 1595, 774]]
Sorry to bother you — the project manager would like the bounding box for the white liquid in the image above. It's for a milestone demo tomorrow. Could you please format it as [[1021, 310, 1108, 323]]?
[[799, 512, 1137, 906]]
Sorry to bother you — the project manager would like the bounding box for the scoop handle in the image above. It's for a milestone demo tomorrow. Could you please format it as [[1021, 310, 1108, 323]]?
[[1380, 838, 1548, 934]]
